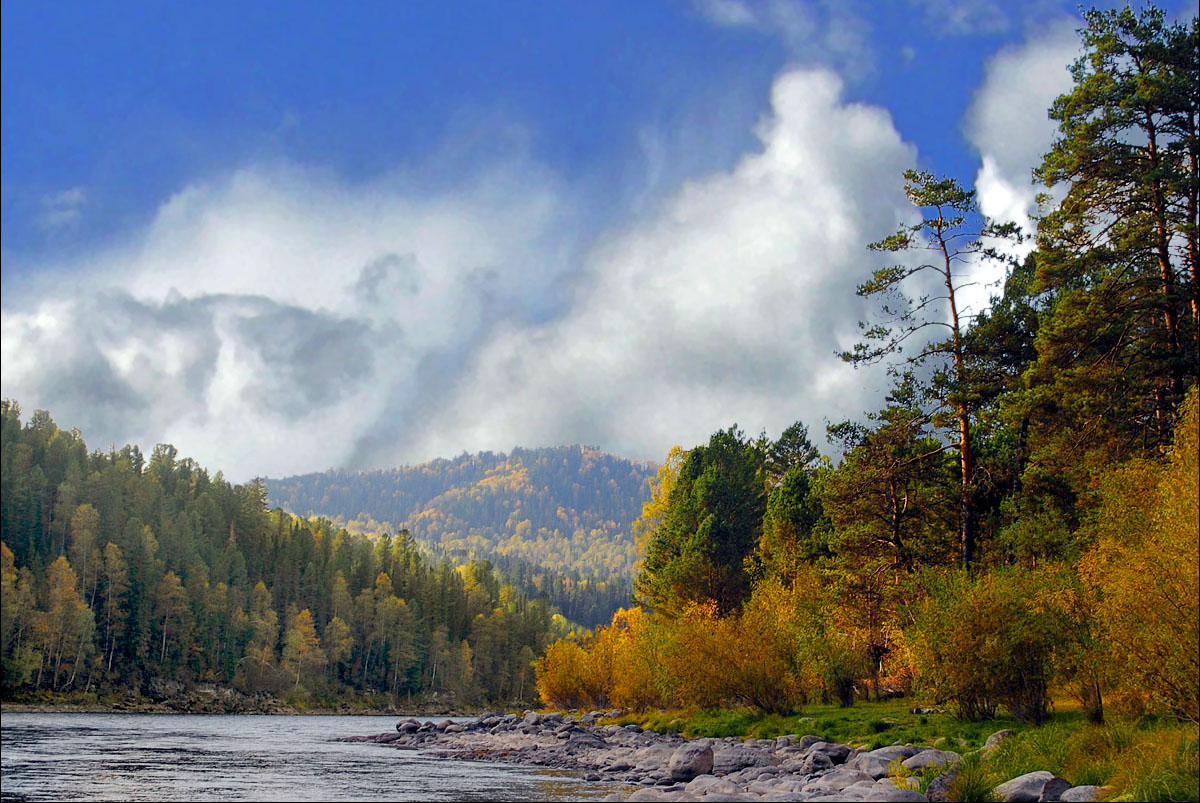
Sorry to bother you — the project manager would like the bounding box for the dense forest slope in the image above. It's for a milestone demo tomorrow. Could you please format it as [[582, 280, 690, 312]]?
[[0, 403, 592, 706], [267, 446, 654, 584]]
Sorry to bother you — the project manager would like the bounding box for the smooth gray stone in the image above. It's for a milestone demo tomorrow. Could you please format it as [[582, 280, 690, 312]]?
[[808, 741, 854, 764], [1058, 786, 1104, 802], [670, 742, 715, 782], [924, 768, 959, 803], [712, 745, 776, 775], [994, 771, 1055, 802], [864, 789, 929, 802], [1038, 777, 1073, 802], [901, 749, 961, 772]]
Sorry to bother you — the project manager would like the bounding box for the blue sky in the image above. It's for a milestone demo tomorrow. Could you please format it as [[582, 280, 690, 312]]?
[[2, 1, 1193, 479]]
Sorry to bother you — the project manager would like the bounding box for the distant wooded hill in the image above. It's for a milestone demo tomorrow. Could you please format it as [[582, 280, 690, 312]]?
[[266, 446, 655, 618]]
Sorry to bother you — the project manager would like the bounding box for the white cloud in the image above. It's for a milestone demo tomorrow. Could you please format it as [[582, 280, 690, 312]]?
[[404, 69, 916, 464], [38, 186, 88, 230], [2, 69, 917, 479], [965, 18, 1079, 237]]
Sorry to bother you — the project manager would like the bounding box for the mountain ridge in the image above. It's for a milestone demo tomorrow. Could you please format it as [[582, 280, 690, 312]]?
[[266, 444, 657, 586]]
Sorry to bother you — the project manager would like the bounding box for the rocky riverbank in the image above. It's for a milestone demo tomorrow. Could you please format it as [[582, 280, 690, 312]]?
[[344, 711, 1108, 802]]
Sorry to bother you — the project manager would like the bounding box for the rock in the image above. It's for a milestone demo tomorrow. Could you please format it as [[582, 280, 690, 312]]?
[[802, 749, 835, 774], [1057, 786, 1104, 802], [712, 744, 776, 774], [984, 729, 1017, 751], [849, 746, 921, 780], [797, 734, 823, 749], [1038, 777, 1073, 802], [608, 756, 634, 772], [809, 741, 854, 764], [687, 775, 739, 796], [806, 768, 875, 793], [668, 742, 714, 782], [396, 719, 420, 734], [994, 771, 1056, 802], [147, 677, 185, 701], [901, 749, 962, 772], [865, 788, 929, 802], [522, 711, 543, 727], [924, 767, 959, 803]]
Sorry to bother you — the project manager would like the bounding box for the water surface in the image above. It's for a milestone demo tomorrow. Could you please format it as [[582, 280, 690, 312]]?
[[0, 712, 618, 801]]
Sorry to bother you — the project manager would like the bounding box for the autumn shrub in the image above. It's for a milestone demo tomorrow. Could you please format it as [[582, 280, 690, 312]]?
[[657, 601, 734, 710], [726, 594, 805, 715], [747, 572, 870, 708], [1078, 387, 1199, 723], [535, 637, 598, 708], [908, 567, 1069, 723], [604, 607, 669, 710]]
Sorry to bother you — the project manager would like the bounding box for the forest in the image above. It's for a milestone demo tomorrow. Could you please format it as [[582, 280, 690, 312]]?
[[267, 445, 654, 626], [0, 412, 583, 707], [535, 6, 1199, 734]]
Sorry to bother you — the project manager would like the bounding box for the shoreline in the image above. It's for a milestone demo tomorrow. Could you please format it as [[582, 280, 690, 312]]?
[[341, 711, 1107, 803], [0, 694, 489, 718]]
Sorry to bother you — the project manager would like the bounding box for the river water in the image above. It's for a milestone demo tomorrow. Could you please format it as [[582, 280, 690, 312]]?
[[0, 713, 621, 801]]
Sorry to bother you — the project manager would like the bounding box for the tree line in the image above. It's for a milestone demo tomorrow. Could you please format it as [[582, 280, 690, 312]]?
[[536, 6, 1199, 726], [1, 404, 575, 706], [267, 445, 653, 624]]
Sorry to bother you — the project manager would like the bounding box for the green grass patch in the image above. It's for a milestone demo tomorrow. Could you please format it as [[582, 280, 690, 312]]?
[[981, 720, 1198, 803], [602, 699, 1031, 749]]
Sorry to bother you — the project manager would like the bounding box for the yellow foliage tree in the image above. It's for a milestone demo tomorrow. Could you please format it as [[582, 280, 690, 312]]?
[[1079, 388, 1199, 722]]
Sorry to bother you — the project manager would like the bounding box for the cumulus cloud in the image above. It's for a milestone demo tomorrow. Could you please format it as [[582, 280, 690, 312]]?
[[399, 69, 916, 465], [965, 18, 1079, 236], [2, 69, 917, 480]]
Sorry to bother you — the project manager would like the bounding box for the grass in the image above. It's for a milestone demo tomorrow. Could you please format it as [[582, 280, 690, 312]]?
[[597, 700, 1199, 802], [602, 699, 1033, 750]]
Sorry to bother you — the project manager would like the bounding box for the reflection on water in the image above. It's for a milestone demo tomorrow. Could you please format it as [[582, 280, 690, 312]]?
[[0, 713, 620, 802]]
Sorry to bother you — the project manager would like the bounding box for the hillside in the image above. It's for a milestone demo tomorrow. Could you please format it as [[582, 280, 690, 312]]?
[[266, 445, 655, 587]]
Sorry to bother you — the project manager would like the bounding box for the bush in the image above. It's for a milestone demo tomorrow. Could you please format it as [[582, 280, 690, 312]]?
[[1079, 388, 1199, 723], [908, 568, 1069, 723], [535, 638, 598, 708]]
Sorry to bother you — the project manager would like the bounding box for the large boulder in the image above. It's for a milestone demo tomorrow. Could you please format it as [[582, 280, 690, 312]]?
[[809, 741, 854, 764], [668, 742, 715, 781], [994, 771, 1055, 802], [849, 745, 922, 779], [712, 744, 776, 775], [1058, 786, 1105, 802], [902, 749, 962, 772], [803, 749, 835, 774]]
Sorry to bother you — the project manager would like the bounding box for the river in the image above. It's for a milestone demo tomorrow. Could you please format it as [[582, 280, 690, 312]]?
[[0, 712, 621, 801]]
